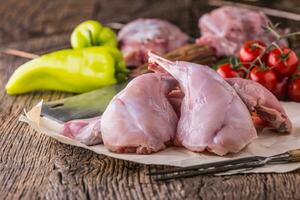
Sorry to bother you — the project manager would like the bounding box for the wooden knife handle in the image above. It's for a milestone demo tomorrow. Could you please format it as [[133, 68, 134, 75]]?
[[288, 149, 300, 162]]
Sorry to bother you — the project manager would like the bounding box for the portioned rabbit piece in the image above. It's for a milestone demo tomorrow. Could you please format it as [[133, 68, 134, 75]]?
[[101, 73, 178, 154], [148, 52, 257, 156], [226, 78, 292, 133], [62, 116, 102, 145], [197, 6, 288, 57], [118, 18, 189, 67]]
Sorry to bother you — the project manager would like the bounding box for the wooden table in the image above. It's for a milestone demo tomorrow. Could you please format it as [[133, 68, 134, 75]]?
[[1, 0, 300, 199]]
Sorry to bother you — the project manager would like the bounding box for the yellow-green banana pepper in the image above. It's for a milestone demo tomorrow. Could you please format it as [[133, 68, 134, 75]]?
[[6, 46, 127, 94], [71, 20, 117, 49]]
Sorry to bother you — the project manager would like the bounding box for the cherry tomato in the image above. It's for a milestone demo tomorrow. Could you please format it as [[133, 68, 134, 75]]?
[[239, 40, 267, 68], [273, 77, 288, 100], [267, 48, 298, 78], [288, 76, 300, 102], [250, 66, 278, 92], [217, 63, 239, 78]]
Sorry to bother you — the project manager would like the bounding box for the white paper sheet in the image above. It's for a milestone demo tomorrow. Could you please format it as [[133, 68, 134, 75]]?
[[19, 101, 300, 173]]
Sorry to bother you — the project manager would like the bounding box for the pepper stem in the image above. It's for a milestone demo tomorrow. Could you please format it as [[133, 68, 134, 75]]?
[[86, 29, 95, 46]]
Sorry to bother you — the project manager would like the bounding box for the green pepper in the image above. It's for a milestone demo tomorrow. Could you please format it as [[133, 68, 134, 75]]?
[[5, 46, 127, 95], [71, 20, 117, 49]]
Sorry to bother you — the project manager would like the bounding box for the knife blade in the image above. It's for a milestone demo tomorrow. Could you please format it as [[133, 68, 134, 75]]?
[[41, 81, 129, 122]]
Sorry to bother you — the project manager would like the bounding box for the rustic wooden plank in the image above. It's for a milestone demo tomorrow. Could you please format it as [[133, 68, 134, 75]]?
[[0, 0, 193, 45], [1, 0, 300, 199], [0, 0, 95, 44]]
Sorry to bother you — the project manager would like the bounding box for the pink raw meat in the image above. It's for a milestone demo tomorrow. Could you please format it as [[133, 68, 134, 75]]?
[[226, 78, 292, 133], [62, 116, 102, 145], [101, 73, 178, 154], [197, 6, 288, 57], [149, 52, 257, 155], [118, 18, 189, 67], [168, 89, 184, 117]]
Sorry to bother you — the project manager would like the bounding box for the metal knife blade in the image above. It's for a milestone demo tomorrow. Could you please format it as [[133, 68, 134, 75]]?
[[41, 81, 129, 122]]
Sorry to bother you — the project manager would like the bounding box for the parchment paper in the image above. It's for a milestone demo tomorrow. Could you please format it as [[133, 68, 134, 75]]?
[[19, 101, 300, 173]]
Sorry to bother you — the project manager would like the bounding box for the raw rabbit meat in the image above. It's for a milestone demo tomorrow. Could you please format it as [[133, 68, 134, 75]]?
[[168, 89, 184, 117], [149, 52, 257, 155], [62, 116, 102, 145], [101, 73, 178, 154], [118, 18, 189, 67], [197, 6, 288, 57], [226, 78, 292, 133]]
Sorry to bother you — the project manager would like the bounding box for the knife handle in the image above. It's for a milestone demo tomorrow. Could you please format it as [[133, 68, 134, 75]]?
[[288, 149, 300, 162]]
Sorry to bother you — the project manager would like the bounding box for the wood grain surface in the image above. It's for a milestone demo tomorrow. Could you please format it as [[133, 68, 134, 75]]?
[[1, 0, 300, 199]]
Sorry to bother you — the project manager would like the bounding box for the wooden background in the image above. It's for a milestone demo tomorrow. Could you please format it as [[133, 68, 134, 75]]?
[[1, 0, 300, 199]]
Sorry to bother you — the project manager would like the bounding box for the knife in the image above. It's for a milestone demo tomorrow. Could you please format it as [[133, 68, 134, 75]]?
[[148, 149, 300, 181], [41, 81, 129, 122]]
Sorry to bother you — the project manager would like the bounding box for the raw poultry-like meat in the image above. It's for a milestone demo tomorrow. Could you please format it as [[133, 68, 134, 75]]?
[[197, 6, 288, 57], [62, 116, 102, 145], [226, 78, 292, 133], [149, 52, 257, 156], [101, 73, 178, 154], [168, 89, 184, 117], [150, 61, 292, 133], [118, 18, 189, 67], [149, 62, 184, 117]]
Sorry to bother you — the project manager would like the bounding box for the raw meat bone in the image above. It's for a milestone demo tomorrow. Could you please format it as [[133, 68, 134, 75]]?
[[100, 73, 178, 154], [149, 52, 257, 156], [227, 78, 292, 133]]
